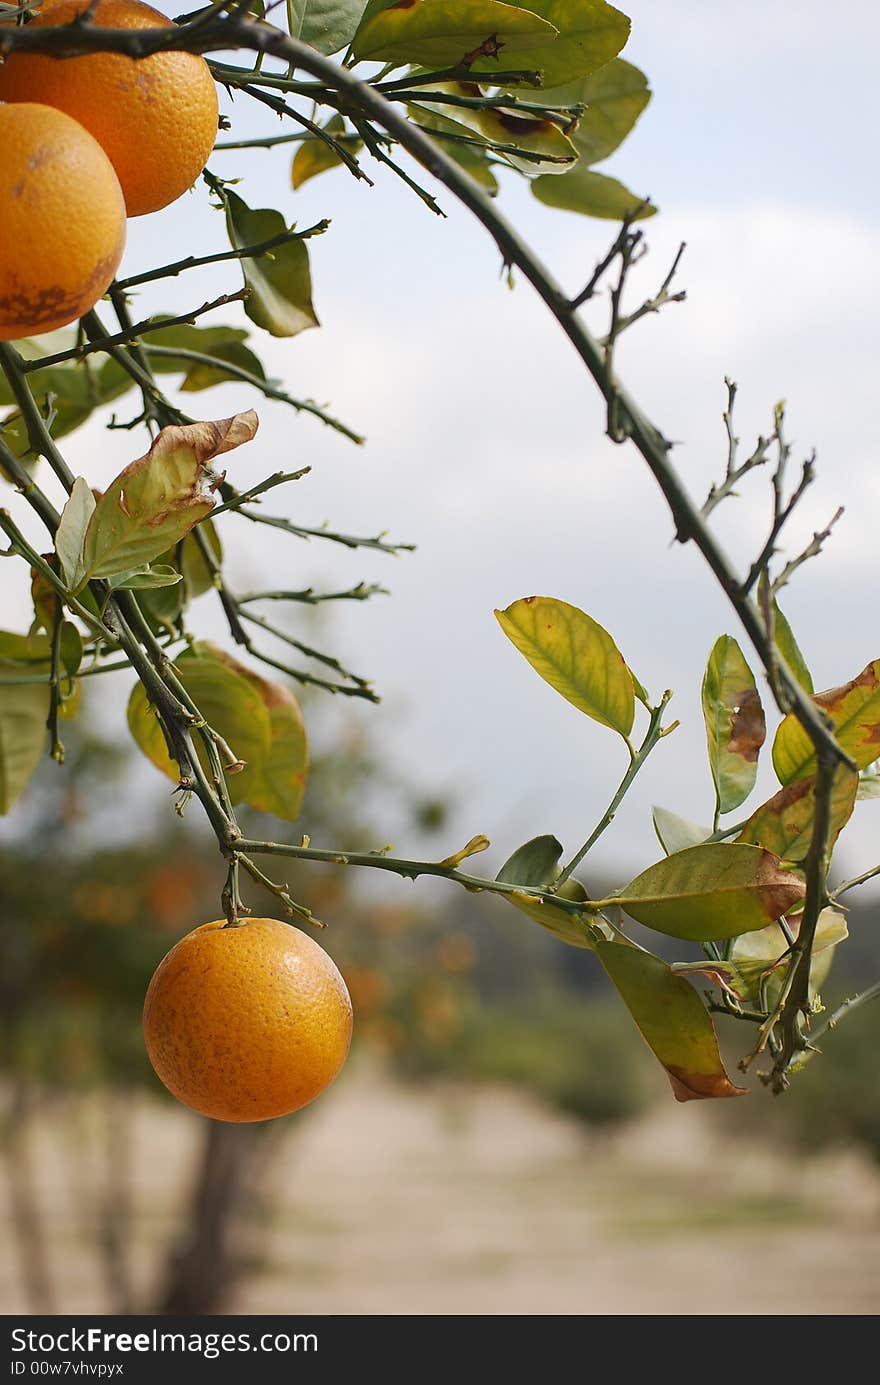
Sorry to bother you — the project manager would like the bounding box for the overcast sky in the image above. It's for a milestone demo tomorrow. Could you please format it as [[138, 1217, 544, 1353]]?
[[2, 0, 878, 902]]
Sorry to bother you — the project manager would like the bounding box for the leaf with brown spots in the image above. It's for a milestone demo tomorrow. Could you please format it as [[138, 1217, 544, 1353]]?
[[738, 763, 859, 863], [351, 0, 558, 67], [596, 942, 748, 1102], [72, 413, 258, 590], [408, 84, 577, 176], [614, 842, 805, 941], [701, 634, 766, 818], [772, 659, 880, 784], [472, 0, 630, 88]]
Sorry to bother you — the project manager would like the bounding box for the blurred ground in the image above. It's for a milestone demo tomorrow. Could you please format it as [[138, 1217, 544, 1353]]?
[[2, 1063, 878, 1317]]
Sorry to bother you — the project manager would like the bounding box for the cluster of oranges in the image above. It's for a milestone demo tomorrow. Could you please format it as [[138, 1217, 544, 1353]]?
[[0, 0, 219, 340]]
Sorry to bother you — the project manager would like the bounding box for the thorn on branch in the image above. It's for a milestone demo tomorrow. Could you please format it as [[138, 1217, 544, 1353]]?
[[238, 853, 325, 928], [461, 32, 504, 67]]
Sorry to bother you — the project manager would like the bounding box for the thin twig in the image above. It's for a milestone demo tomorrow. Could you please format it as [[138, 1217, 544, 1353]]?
[[237, 582, 388, 605], [230, 502, 415, 555], [553, 691, 675, 889], [114, 223, 330, 290], [597, 241, 686, 343], [769, 506, 845, 596], [22, 294, 248, 373], [239, 607, 373, 690], [142, 344, 364, 443], [808, 981, 880, 1045], [830, 861, 880, 901], [208, 468, 311, 516]]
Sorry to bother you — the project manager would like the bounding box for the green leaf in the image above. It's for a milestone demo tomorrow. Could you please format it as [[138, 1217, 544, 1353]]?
[[770, 597, 813, 695], [2, 324, 265, 462], [127, 642, 271, 805], [738, 764, 859, 863], [144, 321, 268, 392], [652, 806, 712, 856], [288, 0, 366, 54], [228, 666, 309, 822], [532, 165, 655, 219], [0, 628, 80, 721], [536, 57, 650, 166], [224, 191, 320, 339], [627, 664, 650, 707], [701, 635, 766, 817], [138, 580, 184, 635], [495, 595, 634, 737], [0, 330, 77, 390], [148, 520, 223, 608], [505, 878, 596, 949], [615, 843, 806, 942], [77, 413, 257, 588], [54, 477, 96, 589], [772, 659, 880, 784], [0, 682, 48, 814], [730, 907, 848, 1007], [107, 564, 185, 591], [0, 630, 51, 664], [59, 621, 83, 678], [351, 0, 558, 66], [497, 835, 601, 947], [181, 522, 223, 599], [474, 0, 630, 88], [595, 941, 748, 1101], [496, 833, 563, 887]]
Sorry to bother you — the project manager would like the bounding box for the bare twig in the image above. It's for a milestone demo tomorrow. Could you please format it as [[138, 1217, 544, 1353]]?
[[22, 294, 249, 373], [702, 381, 777, 519], [769, 506, 845, 596]]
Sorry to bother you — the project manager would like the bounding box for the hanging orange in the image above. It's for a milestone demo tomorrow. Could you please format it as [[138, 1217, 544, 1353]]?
[[143, 917, 354, 1122], [0, 103, 126, 340], [0, 0, 219, 216]]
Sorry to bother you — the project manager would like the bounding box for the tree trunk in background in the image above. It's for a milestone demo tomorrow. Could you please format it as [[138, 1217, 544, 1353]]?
[[3, 1079, 56, 1314], [98, 1089, 136, 1314], [156, 1119, 259, 1315]]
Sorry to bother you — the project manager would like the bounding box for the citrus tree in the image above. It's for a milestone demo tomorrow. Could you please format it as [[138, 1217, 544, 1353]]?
[[0, 0, 877, 1111]]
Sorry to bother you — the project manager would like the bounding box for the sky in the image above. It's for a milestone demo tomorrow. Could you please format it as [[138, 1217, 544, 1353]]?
[[2, 0, 878, 903]]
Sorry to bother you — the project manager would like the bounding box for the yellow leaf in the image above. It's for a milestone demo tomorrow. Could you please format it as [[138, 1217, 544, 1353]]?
[[495, 595, 634, 737]]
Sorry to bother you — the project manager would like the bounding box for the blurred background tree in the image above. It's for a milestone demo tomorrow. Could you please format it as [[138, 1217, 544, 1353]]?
[[2, 706, 877, 1314]]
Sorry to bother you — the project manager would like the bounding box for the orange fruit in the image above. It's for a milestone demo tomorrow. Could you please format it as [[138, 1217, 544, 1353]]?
[[143, 916, 354, 1122], [0, 0, 219, 216], [0, 102, 126, 341]]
